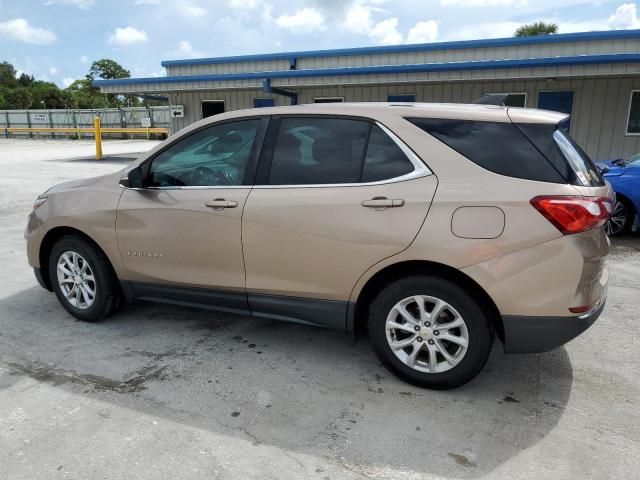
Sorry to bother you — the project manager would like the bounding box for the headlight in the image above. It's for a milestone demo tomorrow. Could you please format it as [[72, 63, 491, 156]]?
[[33, 195, 48, 210]]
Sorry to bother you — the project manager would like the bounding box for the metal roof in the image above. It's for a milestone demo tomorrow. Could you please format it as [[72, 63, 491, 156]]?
[[94, 53, 640, 88], [160, 29, 640, 67]]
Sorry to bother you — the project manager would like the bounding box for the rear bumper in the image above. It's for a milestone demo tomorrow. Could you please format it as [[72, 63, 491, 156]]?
[[502, 298, 605, 353]]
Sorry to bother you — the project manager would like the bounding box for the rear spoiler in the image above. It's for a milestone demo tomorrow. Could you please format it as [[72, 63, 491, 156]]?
[[472, 94, 509, 106]]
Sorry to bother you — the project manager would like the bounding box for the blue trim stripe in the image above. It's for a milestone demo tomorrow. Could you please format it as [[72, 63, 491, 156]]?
[[94, 53, 640, 88], [160, 29, 640, 67]]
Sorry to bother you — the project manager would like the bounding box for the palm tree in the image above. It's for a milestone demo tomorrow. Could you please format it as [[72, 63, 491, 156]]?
[[515, 22, 558, 37]]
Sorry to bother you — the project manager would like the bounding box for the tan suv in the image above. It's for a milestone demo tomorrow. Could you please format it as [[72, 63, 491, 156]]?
[[25, 103, 612, 389]]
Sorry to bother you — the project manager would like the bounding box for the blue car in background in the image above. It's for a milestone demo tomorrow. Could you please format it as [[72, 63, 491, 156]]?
[[596, 153, 640, 235]]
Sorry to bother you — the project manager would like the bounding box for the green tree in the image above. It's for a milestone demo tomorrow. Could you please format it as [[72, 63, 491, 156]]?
[[0, 61, 18, 88], [30, 81, 67, 108], [6, 87, 33, 109], [515, 22, 558, 37], [64, 78, 109, 109], [88, 59, 131, 80], [18, 73, 35, 87]]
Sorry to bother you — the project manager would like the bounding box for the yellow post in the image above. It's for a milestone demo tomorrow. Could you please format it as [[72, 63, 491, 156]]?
[[93, 116, 102, 160]]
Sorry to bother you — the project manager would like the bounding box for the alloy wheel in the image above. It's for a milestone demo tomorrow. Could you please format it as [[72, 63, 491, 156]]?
[[56, 251, 96, 309], [605, 200, 628, 236], [385, 295, 469, 373]]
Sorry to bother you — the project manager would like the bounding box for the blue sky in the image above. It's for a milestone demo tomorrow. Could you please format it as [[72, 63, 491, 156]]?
[[1, 0, 639, 87]]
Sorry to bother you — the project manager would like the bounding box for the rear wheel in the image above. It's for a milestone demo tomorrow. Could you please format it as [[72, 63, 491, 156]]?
[[605, 198, 633, 236], [368, 275, 493, 389], [48, 235, 119, 322]]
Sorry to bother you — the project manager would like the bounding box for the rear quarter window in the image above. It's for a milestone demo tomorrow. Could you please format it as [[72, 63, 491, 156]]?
[[407, 117, 566, 184]]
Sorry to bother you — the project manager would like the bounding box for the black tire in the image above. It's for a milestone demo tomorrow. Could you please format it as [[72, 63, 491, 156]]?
[[368, 275, 494, 389], [606, 197, 634, 236], [48, 235, 119, 322]]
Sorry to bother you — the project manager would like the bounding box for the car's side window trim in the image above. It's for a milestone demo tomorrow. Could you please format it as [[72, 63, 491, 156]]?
[[253, 115, 431, 189], [123, 116, 270, 190]]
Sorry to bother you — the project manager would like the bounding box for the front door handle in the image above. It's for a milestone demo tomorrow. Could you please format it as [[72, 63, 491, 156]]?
[[205, 198, 238, 210], [361, 197, 405, 209]]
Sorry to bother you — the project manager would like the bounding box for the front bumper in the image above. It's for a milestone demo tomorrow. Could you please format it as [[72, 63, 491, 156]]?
[[502, 297, 605, 353]]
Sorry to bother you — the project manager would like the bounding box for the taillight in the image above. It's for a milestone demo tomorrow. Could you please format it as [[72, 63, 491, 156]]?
[[530, 196, 612, 235]]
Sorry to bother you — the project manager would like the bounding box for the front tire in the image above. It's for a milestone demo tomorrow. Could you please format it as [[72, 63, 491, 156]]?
[[368, 275, 493, 389], [48, 235, 119, 322]]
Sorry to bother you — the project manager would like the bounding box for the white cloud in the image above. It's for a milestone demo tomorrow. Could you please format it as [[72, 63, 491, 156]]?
[[276, 7, 325, 33], [608, 3, 640, 29], [406, 20, 438, 44], [0, 18, 57, 45], [167, 40, 206, 59], [48, 66, 58, 75], [133, 0, 159, 4], [229, 0, 264, 8], [80, 55, 89, 63], [44, 0, 94, 9], [441, 20, 520, 40], [108, 26, 148, 46], [184, 5, 207, 18], [369, 17, 403, 44], [441, 0, 527, 5], [62, 77, 75, 87], [342, 2, 375, 35]]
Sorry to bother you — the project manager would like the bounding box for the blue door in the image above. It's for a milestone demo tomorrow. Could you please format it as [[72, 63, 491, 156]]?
[[538, 91, 574, 130], [253, 98, 275, 108]]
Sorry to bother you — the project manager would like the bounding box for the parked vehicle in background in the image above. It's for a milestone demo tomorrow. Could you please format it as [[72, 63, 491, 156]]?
[[26, 103, 612, 389], [596, 153, 640, 236]]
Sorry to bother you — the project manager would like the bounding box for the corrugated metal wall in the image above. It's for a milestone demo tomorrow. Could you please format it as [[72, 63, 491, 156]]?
[[168, 77, 640, 160]]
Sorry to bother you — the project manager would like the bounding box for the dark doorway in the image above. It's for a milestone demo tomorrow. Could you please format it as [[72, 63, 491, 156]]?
[[201, 101, 225, 119]]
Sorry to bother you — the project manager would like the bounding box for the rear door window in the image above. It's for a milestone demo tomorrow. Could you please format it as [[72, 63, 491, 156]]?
[[362, 125, 415, 182], [268, 117, 369, 185], [266, 118, 418, 185]]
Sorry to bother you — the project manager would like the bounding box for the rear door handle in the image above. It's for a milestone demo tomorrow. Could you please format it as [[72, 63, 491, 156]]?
[[361, 197, 405, 209], [205, 198, 238, 210]]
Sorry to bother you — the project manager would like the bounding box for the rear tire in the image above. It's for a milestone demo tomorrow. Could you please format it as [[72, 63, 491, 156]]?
[[368, 275, 493, 389], [48, 235, 119, 322]]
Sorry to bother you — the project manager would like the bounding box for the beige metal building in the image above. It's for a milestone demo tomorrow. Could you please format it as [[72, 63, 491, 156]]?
[[95, 29, 640, 159]]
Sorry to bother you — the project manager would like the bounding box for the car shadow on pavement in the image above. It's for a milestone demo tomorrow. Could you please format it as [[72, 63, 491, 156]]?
[[0, 286, 573, 478]]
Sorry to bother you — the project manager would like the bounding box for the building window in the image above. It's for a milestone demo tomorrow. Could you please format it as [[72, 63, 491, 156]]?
[[627, 91, 640, 134], [486, 93, 526, 108], [388, 94, 416, 102], [313, 97, 344, 103], [253, 98, 275, 108]]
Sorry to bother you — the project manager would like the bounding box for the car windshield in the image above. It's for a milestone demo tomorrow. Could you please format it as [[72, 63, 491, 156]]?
[[625, 152, 640, 166]]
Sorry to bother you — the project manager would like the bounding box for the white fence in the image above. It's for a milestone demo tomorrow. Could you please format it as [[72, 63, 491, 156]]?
[[0, 107, 171, 137]]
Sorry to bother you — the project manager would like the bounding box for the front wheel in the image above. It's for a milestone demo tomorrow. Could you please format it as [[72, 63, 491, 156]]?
[[368, 275, 494, 389], [49, 235, 120, 322]]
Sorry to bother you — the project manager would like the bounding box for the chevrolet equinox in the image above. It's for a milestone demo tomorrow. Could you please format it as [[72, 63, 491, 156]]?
[[26, 103, 612, 389]]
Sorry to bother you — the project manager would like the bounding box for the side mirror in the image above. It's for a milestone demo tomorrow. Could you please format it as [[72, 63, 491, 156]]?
[[596, 164, 610, 174], [120, 166, 146, 188]]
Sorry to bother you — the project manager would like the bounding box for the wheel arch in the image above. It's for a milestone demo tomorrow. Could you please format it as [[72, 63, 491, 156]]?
[[350, 260, 503, 342], [38, 226, 118, 291]]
